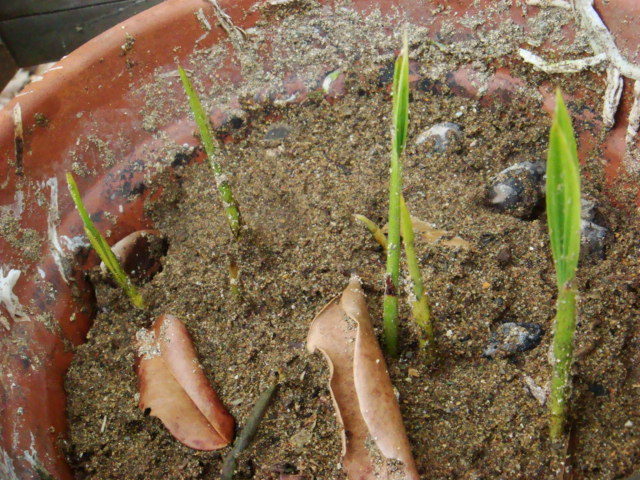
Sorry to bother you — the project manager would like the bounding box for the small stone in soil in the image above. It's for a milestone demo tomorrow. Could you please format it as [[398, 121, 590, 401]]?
[[483, 322, 543, 358], [581, 219, 608, 261], [265, 124, 292, 141], [486, 161, 544, 219], [415, 122, 462, 153]]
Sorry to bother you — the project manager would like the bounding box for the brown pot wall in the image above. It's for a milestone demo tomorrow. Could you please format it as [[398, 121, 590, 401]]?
[[0, 0, 638, 478]]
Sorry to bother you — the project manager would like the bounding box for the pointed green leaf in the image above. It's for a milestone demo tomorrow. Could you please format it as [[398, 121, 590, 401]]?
[[546, 89, 581, 289]]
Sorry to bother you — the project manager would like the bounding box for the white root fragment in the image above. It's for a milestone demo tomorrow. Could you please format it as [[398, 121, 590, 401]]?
[[623, 81, 640, 172], [46, 177, 70, 284], [518, 49, 606, 74], [520, 0, 640, 170], [0, 268, 30, 327], [525, 0, 571, 9], [194, 8, 212, 43], [574, 0, 640, 80], [602, 66, 623, 129], [208, 0, 247, 42]]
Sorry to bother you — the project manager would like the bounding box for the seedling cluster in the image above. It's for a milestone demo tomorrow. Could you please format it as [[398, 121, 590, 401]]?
[[357, 39, 583, 441], [67, 34, 586, 475]]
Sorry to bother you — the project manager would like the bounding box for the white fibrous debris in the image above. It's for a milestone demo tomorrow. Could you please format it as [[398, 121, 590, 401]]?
[[523, 375, 549, 406], [0, 268, 30, 328], [60, 235, 89, 253], [521, 0, 640, 169], [46, 177, 69, 283]]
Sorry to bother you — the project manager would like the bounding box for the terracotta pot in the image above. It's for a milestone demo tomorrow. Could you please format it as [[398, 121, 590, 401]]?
[[0, 0, 638, 478]]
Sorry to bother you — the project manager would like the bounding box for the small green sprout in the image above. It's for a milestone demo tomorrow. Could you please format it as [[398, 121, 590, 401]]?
[[221, 379, 278, 479], [546, 90, 581, 443], [354, 214, 388, 251], [400, 195, 435, 363], [179, 67, 243, 238], [383, 32, 410, 357], [66, 173, 145, 309]]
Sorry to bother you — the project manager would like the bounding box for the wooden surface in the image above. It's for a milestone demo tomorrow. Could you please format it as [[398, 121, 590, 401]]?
[[0, 38, 17, 89], [0, 0, 165, 67]]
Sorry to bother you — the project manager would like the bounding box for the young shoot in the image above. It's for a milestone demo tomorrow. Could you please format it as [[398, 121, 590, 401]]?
[[354, 214, 388, 251], [66, 173, 145, 309], [546, 90, 581, 443], [179, 67, 243, 238], [221, 379, 278, 479], [383, 32, 410, 357], [400, 196, 435, 364]]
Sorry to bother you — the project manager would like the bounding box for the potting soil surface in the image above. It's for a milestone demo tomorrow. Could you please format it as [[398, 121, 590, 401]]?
[[63, 3, 640, 479]]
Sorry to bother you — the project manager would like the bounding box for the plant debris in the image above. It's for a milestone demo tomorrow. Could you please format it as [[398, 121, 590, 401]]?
[[136, 314, 235, 450], [307, 277, 419, 480]]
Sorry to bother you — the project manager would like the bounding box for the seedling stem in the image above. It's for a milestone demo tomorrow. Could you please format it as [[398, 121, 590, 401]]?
[[546, 90, 581, 443], [179, 67, 243, 238], [383, 31, 409, 357], [66, 173, 145, 309], [400, 195, 435, 363]]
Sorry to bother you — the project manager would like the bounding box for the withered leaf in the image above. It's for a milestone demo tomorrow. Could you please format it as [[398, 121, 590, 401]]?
[[102, 229, 167, 283], [384, 216, 471, 249], [136, 314, 235, 450], [307, 277, 419, 480]]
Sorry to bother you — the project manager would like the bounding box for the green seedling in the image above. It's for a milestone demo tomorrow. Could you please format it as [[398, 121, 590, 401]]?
[[179, 67, 243, 238], [546, 90, 581, 443], [400, 196, 435, 363], [383, 32, 410, 357], [66, 173, 145, 309], [354, 214, 388, 251], [221, 379, 278, 479]]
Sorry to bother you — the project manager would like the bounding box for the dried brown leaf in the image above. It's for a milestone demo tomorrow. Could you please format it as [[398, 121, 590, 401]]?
[[136, 314, 235, 450], [102, 229, 167, 283], [384, 216, 471, 249], [307, 277, 419, 480]]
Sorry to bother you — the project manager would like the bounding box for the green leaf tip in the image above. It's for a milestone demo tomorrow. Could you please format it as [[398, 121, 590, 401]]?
[[66, 172, 145, 309], [546, 89, 581, 289], [392, 30, 410, 158]]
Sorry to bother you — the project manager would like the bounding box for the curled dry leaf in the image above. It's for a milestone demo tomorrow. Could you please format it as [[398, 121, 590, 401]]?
[[101, 229, 168, 283], [136, 314, 235, 450], [307, 277, 419, 480]]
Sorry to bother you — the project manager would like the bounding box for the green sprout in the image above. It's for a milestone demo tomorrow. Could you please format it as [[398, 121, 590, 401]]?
[[179, 67, 243, 238], [546, 90, 581, 443], [400, 195, 435, 363], [354, 214, 388, 251], [383, 32, 410, 357], [66, 173, 145, 309]]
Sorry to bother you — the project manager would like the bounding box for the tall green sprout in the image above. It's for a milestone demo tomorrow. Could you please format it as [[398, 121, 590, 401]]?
[[179, 67, 243, 238], [546, 90, 581, 443], [383, 33, 409, 357], [66, 173, 145, 309]]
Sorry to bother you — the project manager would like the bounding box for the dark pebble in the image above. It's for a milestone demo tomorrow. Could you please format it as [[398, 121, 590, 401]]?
[[588, 383, 608, 397], [483, 322, 543, 358], [581, 220, 608, 261], [486, 162, 545, 219], [496, 247, 512, 266], [580, 199, 608, 261]]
